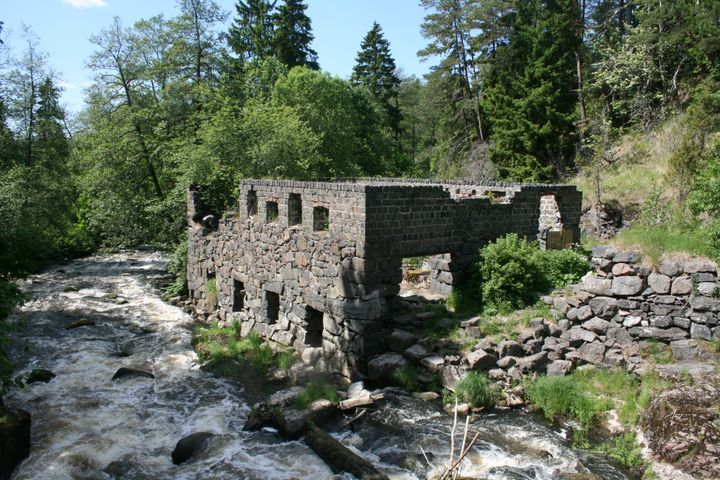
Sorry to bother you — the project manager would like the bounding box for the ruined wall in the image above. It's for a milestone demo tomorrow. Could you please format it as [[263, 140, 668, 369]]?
[[187, 178, 582, 378]]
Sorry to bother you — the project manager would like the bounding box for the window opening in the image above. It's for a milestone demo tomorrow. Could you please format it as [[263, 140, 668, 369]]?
[[288, 193, 302, 226], [247, 190, 257, 217], [305, 307, 324, 347], [232, 279, 245, 312], [265, 291, 279, 324], [266, 201, 279, 223], [313, 206, 329, 231]]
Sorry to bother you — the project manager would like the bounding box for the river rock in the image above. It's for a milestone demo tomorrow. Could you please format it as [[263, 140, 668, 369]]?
[[171, 432, 215, 465], [642, 384, 720, 479], [112, 367, 155, 380], [25, 368, 56, 384], [403, 344, 428, 360], [0, 407, 30, 479], [464, 349, 497, 371], [65, 318, 96, 330], [367, 353, 406, 381]]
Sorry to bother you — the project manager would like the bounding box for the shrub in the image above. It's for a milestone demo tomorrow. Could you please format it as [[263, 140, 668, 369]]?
[[453, 372, 496, 409], [536, 248, 590, 289], [594, 432, 646, 470], [475, 234, 589, 313], [477, 234, 544, 313], [165, 239, 188, 297]]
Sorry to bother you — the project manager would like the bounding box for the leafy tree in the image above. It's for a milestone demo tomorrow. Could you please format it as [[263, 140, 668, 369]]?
[[351, 22, 401, 140], [172, 0, 227, 85], [272, 0, 319, 70], [482, 0, 581, 181], [272, 67, 392, 176]]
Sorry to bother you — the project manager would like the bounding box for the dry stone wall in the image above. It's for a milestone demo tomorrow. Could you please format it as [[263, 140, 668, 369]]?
[[378, 248, 720, 392], [187, 178, 582, 378]]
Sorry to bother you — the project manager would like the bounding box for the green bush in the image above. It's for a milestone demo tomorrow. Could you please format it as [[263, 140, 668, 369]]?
[[453, 372, 496, 409], [165, 239, 188, 297], [536, 247, 590, 289], [594, 432, 646, 470], [475, 234, 589, 313], [477, 234, 544, 313]]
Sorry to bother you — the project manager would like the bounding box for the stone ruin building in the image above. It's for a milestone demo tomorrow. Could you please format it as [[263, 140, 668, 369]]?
[[187, 178, 582, 379]]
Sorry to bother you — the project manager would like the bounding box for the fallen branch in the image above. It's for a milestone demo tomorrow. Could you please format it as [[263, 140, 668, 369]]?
[[339, 393, 384, 410], [305, 426, 389, 480]]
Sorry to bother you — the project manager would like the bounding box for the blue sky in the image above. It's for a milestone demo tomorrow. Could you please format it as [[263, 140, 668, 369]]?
[[2, 0, 433, 114]]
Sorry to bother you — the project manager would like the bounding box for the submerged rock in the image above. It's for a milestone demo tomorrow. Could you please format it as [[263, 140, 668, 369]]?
[[65, 318, 95, 330], [112, 367, 155, 380], [0, 406, 31, 479], [171, 432, 215, 465], [25, 368, 56, 384]]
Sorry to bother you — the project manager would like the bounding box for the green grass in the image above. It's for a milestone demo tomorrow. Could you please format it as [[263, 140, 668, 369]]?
[[452, 372, 497, 409], [639, 339, 674, 365], [593, 432, 646, 470], [614, 225, 714, 263], [526, 368, 671, 447], [394, 363, 420, 391], [295, 378, 338, 409], [192, 324, 286, 376]]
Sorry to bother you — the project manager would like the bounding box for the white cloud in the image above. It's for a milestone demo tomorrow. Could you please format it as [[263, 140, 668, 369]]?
[[58, 80, 79, 89], [62, 0, 108, 9]]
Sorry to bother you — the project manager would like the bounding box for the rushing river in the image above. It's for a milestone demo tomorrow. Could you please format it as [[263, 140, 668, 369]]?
[[4, 251, 631, 479]]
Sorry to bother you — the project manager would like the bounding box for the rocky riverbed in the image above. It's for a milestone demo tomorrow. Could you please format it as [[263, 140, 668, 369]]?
[[2, 251, 635, 479]]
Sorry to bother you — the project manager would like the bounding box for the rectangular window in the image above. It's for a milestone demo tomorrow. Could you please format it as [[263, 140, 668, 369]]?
[[266, 201, 279, 223], [304, 307, 324, 347], [265, 291, 279, 324], [232, 279, 245, 312], [313, 206, 329, 231], [288, 193, 302, 226], [247, 190, 257, 217]]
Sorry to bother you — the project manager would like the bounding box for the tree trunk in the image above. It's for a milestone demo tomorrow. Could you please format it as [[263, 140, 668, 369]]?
[[305, 426, 389, 480]]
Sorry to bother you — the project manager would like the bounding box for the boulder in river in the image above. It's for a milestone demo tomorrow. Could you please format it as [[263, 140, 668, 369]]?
[[112, 367, 155, 380], [65, 318, 95, 330], [0, 406, 31, 479], [25, 368, 56, 384], [171, 432, 216, 465]]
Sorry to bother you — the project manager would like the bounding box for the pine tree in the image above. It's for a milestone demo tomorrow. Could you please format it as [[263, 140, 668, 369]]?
[[482, 0, 580, 181], [272, 0, 319, 70], [227, 0, 275, 65], [351, 22, 401, 141]]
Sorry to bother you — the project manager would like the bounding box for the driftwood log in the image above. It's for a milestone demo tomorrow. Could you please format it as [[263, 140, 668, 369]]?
[[305, 426, 389, 480]]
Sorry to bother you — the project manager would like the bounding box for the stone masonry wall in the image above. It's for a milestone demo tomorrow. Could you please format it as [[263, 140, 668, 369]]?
[[367, 248, 720, 394], [187, 178, 582, 378]]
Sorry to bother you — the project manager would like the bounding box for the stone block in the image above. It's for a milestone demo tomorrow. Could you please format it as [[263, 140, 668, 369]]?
[[690, 323, 712, 341], [613, 251, 640, 264], [580, 274, 613, 296], [589, 296, 618, 319], [670, 276, 693, 295], [592, 246, 617, 259], [584, 317, 611, 334], [464, 349, 497, 371], [658, 260, 682, 277], [612, 276, 644, 296], [648, 273, 671, 294]]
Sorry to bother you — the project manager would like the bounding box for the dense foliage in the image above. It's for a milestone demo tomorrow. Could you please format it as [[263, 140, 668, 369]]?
[[475, 234, 589, 314], [0, 0, 717, 291]]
